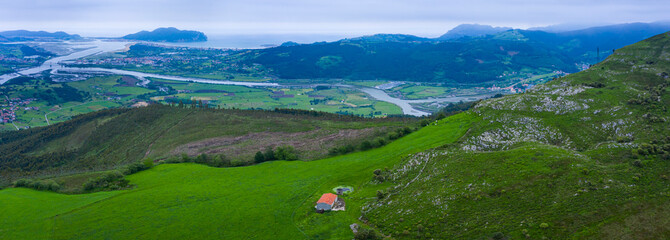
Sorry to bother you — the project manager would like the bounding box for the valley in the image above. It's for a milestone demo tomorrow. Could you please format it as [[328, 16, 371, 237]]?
[[0, 20, 669, 240]]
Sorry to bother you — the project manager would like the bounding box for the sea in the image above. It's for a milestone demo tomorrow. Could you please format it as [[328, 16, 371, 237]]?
[[152, 33, 356, 49]]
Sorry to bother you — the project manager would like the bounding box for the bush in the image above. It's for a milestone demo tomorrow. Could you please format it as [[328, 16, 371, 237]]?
[[388, 132, 400, 140], [374, 137, 387, 147], [492, 232, 506, 240], [209, 155, 231, 167], [264, 147, 276, 161], [83, 171, 127, 192], [354, 227, 382, 240], [254, 151, 266, 163], [194, 154, 209, 164], [164, 156, 181, 163], [376, 190, 386, 200], [181, 153, 191, 162], [360, 140, 373, 151], [123, 161, 151, 175], [143, 158, 154, 169], [539, 223, 549, 229], [13, 179, 60, 192], [275, 146, 298, 160]]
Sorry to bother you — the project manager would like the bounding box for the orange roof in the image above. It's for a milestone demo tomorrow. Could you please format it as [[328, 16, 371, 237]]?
[[317, 193, 338, 205]]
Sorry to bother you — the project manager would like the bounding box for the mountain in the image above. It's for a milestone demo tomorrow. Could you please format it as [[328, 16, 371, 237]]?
[[437, 24, 512, 40], [364, 31, 670, 239], [249, 36, 577, 84], [246, 22, 670, 85], [528, 23, 605, 33], [0, 30, 81, 41], [122, 27, 207, 42], [347, 33, 434, 43]]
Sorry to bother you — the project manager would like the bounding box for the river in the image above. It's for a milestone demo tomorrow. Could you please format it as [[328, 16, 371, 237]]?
[[0, 40, 490, 116]]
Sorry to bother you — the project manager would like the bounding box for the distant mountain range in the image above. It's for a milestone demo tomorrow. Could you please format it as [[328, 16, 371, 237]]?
[[437, 24, 512, 40], [121, 27, 207, 42], [0, 30, 81, 41], [247, 22, 670, 84]]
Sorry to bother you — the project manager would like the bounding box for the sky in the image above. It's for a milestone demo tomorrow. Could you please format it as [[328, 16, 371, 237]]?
[[0, 0, 669, 37]]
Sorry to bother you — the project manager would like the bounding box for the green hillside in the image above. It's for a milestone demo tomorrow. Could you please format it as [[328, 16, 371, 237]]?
[[0, 105, 410, 186], [0, 112, 473, 239], [364, 32, 670, 239]]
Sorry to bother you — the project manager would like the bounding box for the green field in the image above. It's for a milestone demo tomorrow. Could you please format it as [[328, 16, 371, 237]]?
[[1, 75, 404, 131], [0, 113, 473, 239]]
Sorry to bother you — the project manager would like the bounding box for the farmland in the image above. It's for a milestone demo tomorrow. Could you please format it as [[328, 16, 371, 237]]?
[[0, 75, 404, 131]]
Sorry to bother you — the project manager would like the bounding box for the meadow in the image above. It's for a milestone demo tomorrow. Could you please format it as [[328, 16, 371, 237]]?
[[0, 113, 474, 239]]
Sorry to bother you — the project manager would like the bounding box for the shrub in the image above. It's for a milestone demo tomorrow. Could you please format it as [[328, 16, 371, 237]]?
[[13, 179, 60, 192], [360, 140, 373, 151], [195, 154, 209, 164], [123, 161, 150, 175], [374, 137, 387, 147], [254, 151, 265, 163], [373, 169, 382, 175], [633, 160, 643, 168], [83, 171, 127, 192], [388, 132, 399, 140], [275, 146, 298, 160], [209, 155, 231, 167], [181, 153, 191, 162], [492, 232, 506, 240], [264, 147, 276, 161], [143, 158, 154, 169], [354, 227, 382, 240], [539, 223, 549, 229], [376, 190, 386, 200], [164, 156, 181, 163]]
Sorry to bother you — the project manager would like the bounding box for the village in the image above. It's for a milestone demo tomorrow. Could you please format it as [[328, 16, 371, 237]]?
[[0, 96, 37, 123]]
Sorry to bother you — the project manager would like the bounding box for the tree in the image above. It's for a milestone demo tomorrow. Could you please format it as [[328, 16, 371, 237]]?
[[264, 147, 275, 161], [275, 145, 298, 160], [254, 151, 265, 163]]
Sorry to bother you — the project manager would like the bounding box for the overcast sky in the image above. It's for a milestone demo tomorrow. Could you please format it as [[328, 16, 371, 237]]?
[[0, 0, 668, 37]]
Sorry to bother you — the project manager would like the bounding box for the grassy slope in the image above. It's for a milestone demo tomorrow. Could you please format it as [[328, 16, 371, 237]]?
[[364, 32, 670, 239], [1, 105, 409, 185], [0, 113, 473, 239]]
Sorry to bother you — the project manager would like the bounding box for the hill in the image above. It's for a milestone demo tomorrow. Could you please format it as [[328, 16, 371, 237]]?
[[0, 108, 470, 239], [0, 30, 81, 41], [363, 32, 670, 239], [122, 27, 208, 42], [0, 105, 412, 186], [249, 35, 577, 84], [348, 33, 435, 43], [437, 23, 512, 40], [247, 23, 670, 85]]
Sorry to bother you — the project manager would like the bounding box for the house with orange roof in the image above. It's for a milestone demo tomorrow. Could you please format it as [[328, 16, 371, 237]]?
[[315, 193, 338, 213]]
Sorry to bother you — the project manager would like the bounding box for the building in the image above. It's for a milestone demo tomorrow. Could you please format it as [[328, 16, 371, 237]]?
[[315, 193, 338, 213]]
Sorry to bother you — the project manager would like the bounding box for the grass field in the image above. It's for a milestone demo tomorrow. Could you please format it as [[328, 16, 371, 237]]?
[[1, 75, 404, 131], [0, 113, 474, 239]]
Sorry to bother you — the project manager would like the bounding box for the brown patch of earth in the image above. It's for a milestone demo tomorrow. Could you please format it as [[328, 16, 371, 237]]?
[[171, 127, 385, 160]]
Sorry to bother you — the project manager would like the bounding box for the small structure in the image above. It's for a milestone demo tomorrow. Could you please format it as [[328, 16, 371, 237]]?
[[315, 193, 338, 213], [336, 187, 352, 195]]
